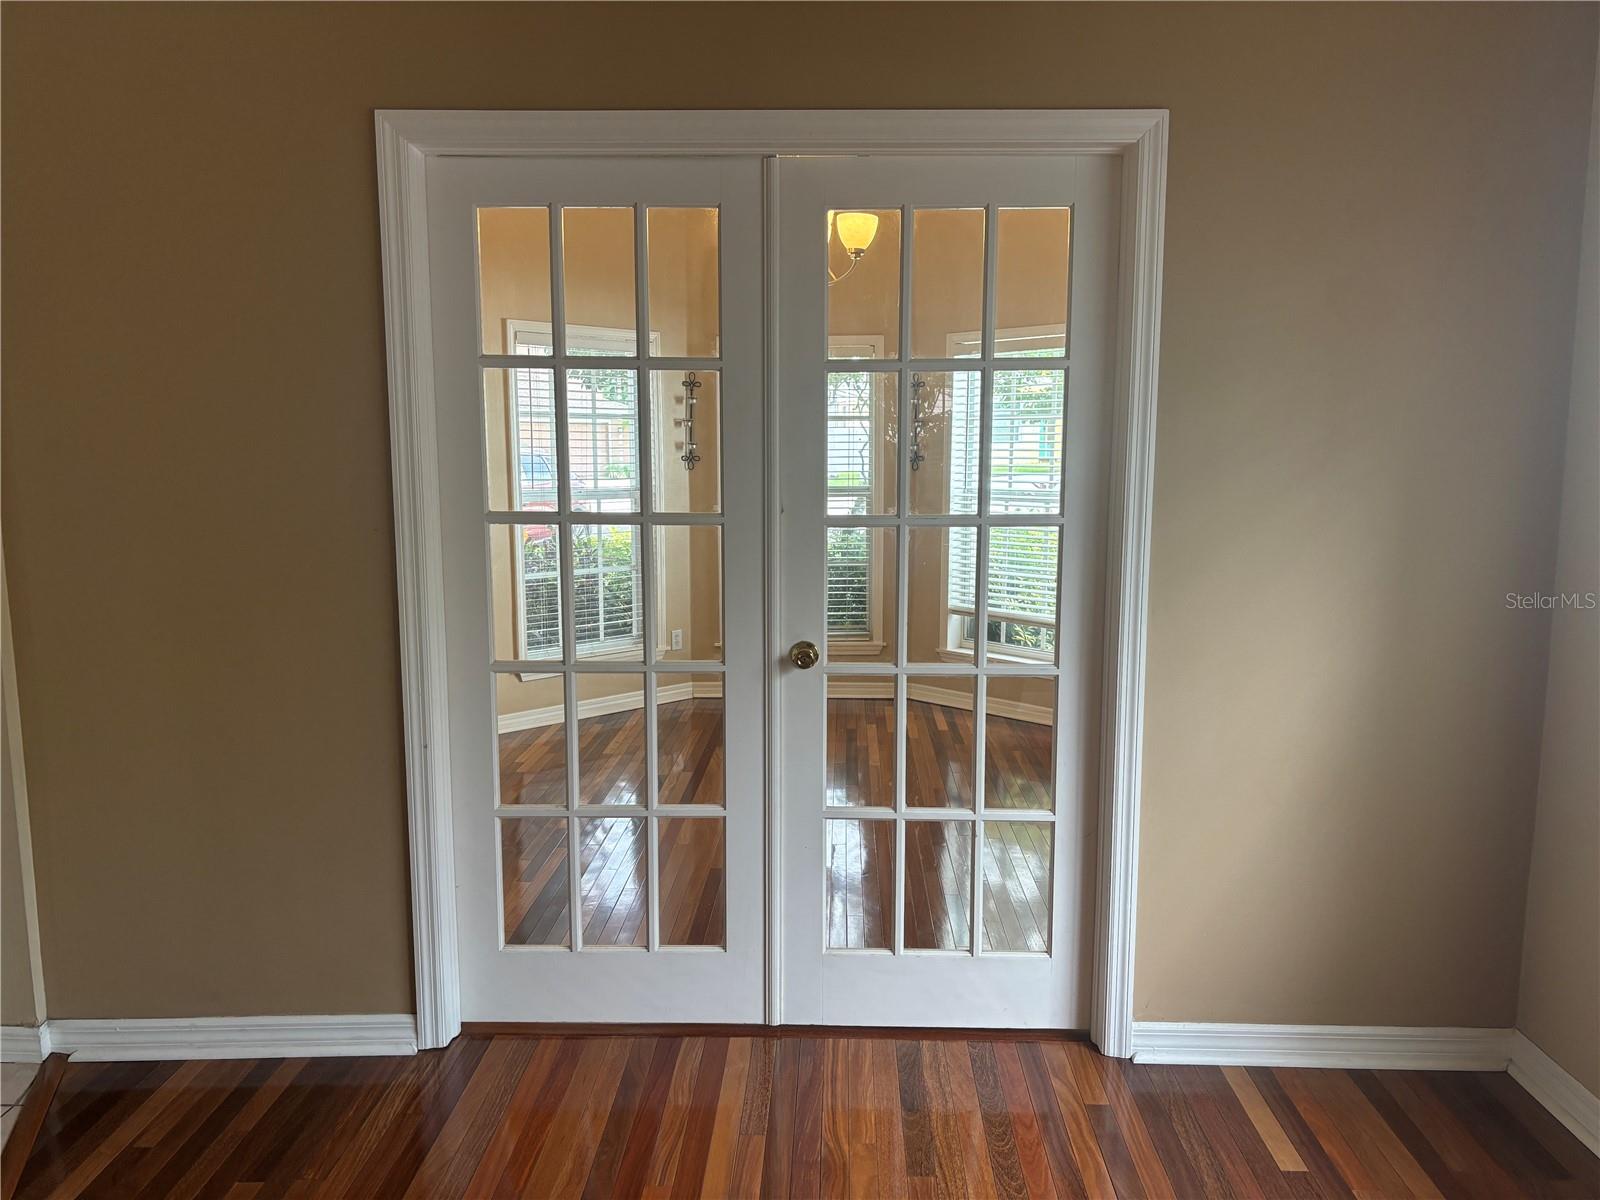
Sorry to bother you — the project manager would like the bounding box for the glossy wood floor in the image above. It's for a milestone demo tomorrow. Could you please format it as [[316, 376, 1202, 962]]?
[[500, 699, 1054, 954], [14, 1034, 1596, 1199]]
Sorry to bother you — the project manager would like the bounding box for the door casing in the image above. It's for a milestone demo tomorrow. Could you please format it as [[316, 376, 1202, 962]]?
[[375, 109, 1169, 1057]]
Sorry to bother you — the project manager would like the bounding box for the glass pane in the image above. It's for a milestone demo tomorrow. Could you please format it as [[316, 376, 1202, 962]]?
[[908, 371, 982, 516], [990, 370, 1065, 516], [578, 817, 647, 947], [496, 673, 566, 807], [657, 673, 723, 806], [659, 818, 725, 946], [906, 677, 975, 809], [983, 822, 1052, 953], [996, 208, 1071, 358], [565, 369, 639, 513], [575, 673, 645, 807], [647, 208, 720, 358], [905, 821, 973, 951], [911, 209, 985, 359], [827, 209, 901, 359], [984, 527, 1059, 663], [571, 524, 642, 660], [563, 207, 636, 356], [826, 818, 894, 950], [483, 368, 557, 513], [478, 207, 552, 356], [984, 678, 1056, 811], [826, 372, 898, 516], [501, 818, 570, 946], [826, 675, 895, 808], [907, 526, 971, 664], [826, 527, 896, 665], [490, 524, 562, 662], [652, 370, 720, 513], [655, 525, 722, 663]]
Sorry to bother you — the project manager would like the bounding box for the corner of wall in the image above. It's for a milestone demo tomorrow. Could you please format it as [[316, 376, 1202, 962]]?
[[1, 547, 50, 1042], [1513, 59, 1600, 1100]]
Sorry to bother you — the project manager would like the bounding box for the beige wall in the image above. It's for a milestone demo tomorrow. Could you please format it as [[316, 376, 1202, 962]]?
[[1517, 79, 1599, 1095], [1, 4, 1594, 1023]]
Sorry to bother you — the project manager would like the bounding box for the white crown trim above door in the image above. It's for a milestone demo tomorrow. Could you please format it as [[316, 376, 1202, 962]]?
[[376, 109, 1168, 1055]]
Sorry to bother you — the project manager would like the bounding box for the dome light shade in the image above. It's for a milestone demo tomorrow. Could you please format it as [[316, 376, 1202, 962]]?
[[832, 211, 880, 256]]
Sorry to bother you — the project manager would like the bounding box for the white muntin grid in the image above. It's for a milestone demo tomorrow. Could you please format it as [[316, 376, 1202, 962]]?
[[479, 203, 726, 954], [820, 202, 1071, 958]]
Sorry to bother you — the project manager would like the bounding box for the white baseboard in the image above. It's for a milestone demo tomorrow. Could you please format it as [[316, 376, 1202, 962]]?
[[1129, 1022, 1514, 1070], [0, 1024, 51, 1063], [38, 1014, 417, 1062], [1507, 1031, 1600, 1154], [498, 680, 711, 733], [825, 679, 1055, 725]]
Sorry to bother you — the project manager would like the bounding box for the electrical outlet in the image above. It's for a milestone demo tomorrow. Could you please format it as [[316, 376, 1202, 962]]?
[[671, 628, 684, 651]]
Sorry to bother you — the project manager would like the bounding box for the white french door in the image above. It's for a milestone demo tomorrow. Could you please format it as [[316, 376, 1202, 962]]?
[[428, 156, 766, 1022], [777, 156, 1120, 1027], [424, 149, 1118, 1030]]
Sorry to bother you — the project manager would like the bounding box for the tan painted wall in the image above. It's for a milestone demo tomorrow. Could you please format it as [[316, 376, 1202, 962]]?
[[1, 3, 1593, 1022], [1516, 78, 1599, 1095]]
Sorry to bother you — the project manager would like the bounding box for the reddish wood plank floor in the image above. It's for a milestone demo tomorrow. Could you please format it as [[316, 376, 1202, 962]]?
[[13, 1034, 1596, 1198]]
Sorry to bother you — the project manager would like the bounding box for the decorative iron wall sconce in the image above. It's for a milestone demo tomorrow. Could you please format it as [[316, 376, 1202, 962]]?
[[676, 372, 702, 470]]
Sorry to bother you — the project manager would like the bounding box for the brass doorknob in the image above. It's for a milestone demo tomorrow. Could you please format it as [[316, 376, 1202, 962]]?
[[788, 640, 820, 670]]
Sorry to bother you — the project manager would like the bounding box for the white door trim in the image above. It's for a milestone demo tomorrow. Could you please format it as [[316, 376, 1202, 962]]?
[[376, 109, 1168, 1055]]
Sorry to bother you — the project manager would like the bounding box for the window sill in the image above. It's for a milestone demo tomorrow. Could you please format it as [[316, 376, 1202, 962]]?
[[828, 640, 887, 658]]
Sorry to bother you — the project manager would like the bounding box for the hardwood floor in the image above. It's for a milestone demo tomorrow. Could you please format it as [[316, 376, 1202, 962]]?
[[500, 698, 1052, 953], [13, 1034, 1596, 1198]]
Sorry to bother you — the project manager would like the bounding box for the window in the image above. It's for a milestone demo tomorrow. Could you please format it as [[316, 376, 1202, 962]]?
[[947, 362, 1063, 659], [826, 371, 876, 639], [508, 322, 649, 658]]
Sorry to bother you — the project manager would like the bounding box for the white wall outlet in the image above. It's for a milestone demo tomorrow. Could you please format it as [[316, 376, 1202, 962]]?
[[671, 628, 684, 651]]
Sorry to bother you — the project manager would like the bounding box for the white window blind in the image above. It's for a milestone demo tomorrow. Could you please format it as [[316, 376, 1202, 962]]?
[[825, 372, 877, 638], [947, 367, 1063, 657]]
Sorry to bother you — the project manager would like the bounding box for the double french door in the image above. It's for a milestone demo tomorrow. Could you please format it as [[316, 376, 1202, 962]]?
[[427, 152, 1116, 1027]]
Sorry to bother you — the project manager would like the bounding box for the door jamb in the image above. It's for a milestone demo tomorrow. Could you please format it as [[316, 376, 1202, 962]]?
[[375, 109, 1168, 1057]]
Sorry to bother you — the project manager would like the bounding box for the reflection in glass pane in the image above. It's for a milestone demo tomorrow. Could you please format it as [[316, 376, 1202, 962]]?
[[826, 818, 894, 949], [991, 370, 1064, 516], [490, 525, 562, 662], [984, 678, 1056, 811], [575, 673, 645, 807], [478, 207, 553, 356], [659, 818, 725, 946], [496, 673, 566, 807], [652, 370, 720, 513], [984, 527, 1059, 662], [565, 369, 639, 513], [907, 526, 970, 665], [501, 818, 570, 946], [996, 208, 1071, 357], [654, 525, 722, 662], [563, 207, 637, 356], [647, 208, 720, 358], [982, 822, 1052, 953], [827, 372, 898, 516], [827, 208, 901, 359], [483, 368, 557, 513], [908, 371, 981, 516], [657, 674, 724, 806], [578, 817, 647, 946], [826, 675, 896, 809], [905, 821, 973, 951], [906, 677, 975, 809], [911, 209, 985, 359], [826, 527, 896, 665], [571, 525, 642, 660]]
